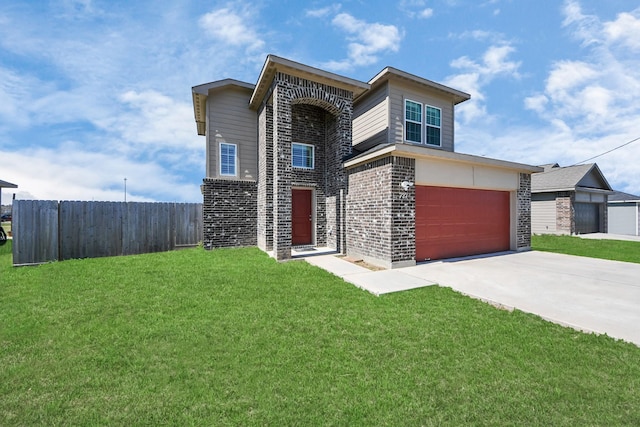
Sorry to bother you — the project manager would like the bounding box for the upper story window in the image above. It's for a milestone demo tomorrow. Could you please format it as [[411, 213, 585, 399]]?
[[405, 100, 422, 143], [219, 142, 237, 176], [425, 105, 441, 146], [292, 143, 314, 169], [404, 100, 442, 147]]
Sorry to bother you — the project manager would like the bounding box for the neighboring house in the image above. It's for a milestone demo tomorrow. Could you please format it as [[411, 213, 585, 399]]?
[[192, 55, 541, 268], [607, 191, 640, 236], [531, 163, 613, 235], [0, 179, 18, 209]]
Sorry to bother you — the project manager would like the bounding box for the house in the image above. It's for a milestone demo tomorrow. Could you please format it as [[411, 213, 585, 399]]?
[[192, 55, 541, 268], [607, 191, 640, 236], [531, 163, 613, 235], [0, 179, 18, 209]]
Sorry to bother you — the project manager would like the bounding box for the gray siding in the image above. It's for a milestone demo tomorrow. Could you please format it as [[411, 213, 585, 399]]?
[[608, 203, 639, 235], [207, 86, 258, 180], [353, 84, 389, 147], [388, 80, 455, 152], [531, 193, 557, 234]]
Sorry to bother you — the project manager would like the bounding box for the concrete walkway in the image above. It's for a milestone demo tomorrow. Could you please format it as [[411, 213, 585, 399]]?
[[577, 232, 640, 242], [305, 251, 640, 346]]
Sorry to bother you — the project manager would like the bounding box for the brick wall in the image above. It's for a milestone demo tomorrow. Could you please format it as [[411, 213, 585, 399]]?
[[291, 104, 328, 246], [257, 104, 273, 251], [202, 179, 257, 249], [346, 156, 416, 268], [516, 173, 532, 250], [556, 192, 574, 234], [259, 72, 354, 260], [390, 157, 416, 262]]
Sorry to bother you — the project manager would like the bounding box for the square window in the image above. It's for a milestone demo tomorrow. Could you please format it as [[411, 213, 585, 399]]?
[[292, 143, 314, 169], [425, 105, 441, 146], [405, 100, 422, 143], [220, 143, 237, 176]]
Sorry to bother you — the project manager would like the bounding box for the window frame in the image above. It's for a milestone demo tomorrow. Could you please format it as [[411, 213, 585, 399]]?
[[425, 105, 442, 147], [219, 142, 237, 177], [292, 142, 315, 170], [404, 99, 423, 144]]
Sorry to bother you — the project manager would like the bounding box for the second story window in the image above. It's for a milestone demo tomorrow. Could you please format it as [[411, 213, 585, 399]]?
[[292, 143, 314, 169], [405, 100, 422, 143], [425, 106, 441, 146], [220, 142, 237, 176]]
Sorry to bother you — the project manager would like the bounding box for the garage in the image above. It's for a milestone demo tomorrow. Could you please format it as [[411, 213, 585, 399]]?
[[575, 202, 600, 234], [415, 186, 511, 261]]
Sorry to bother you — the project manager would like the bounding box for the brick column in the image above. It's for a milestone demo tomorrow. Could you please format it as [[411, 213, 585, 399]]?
[[272, 84, 292, 260], [516, 173, 532, 250], [257, 104, 274, 251]]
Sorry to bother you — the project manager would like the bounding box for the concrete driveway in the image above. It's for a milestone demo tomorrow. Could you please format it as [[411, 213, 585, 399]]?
[[306, 250, 640, 346]]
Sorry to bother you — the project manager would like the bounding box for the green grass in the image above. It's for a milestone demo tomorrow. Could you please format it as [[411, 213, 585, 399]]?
[[2, 242, 640, 425], [533, 234, 640, 263]]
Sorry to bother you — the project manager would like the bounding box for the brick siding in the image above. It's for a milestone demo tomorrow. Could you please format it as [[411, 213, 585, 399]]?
[[346, 156, 415, 268], [516, 173, 532, 250], [202, 179, 257, 249], [258, 72, 354, 260], [556, 192, 574, 234]]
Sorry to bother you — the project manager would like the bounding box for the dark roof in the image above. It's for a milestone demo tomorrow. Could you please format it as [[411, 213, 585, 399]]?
[[0, 179, 17, 189], [532, 163, 613, 193], [608, 190, 640, 202]]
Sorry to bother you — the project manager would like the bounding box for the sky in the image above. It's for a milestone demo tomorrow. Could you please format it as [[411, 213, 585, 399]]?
[[1, 0, 639, 204]]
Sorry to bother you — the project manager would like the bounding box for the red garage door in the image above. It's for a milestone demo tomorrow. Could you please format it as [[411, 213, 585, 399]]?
[[416, 186, 511, 261]]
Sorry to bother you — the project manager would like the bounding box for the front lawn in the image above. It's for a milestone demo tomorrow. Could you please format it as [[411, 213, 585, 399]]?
[[1, 242, 639, 425], [533, 234, 640, 263]]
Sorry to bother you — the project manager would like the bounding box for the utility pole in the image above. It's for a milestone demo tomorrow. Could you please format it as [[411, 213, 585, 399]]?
[[124, 177, 127, 202]]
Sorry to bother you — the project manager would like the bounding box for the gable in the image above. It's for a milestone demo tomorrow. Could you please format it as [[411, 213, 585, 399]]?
[[577, 165, 613, 191], [532, 163, 612, 193]]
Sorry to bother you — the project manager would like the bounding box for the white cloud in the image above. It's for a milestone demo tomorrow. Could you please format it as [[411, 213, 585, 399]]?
[[322, 13, 403, 71], [103, 90, 201, 152], [418, 8, 434, 19], [527, 1, 640, 139], [603, 11, 640, 51], [0, 67, 32, 127], [399, 0, 433, 19], [545, 60, 598, 95], [306, 4, 341, 18], [1, 145, 201, 203], [445, 43, 521, 122], [524, 94, 548, 113], [459, 1, 640, 195], [199, 5, 265, 52]]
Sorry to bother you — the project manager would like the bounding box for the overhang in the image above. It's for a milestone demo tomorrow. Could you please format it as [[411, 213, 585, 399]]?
[[533, 186, 614, 195], [366, 67, 471, 105], [344, 143, 542, 174], [0, 179, 18, 189], [191, 79, 255, 136], [248, 55, 370, 110]]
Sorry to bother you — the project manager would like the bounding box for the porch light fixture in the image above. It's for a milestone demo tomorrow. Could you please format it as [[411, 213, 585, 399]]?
[[400, 181, 414, 191]]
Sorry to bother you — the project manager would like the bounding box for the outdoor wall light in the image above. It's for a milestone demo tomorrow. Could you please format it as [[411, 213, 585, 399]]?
[[400, 181, 414, 191]]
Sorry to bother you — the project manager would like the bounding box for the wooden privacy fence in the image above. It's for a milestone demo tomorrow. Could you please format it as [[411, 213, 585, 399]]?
[[12, 200, 203, 266]]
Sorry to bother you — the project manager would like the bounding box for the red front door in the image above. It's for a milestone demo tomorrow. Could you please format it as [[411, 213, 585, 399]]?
[[292, 189, 313, 245]]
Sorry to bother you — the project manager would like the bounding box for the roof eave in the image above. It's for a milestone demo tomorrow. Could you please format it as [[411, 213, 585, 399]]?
[[344, 143, 542, 173], [191, 79, 255, 136], [0, 179, 18, 189], [366, 66, 471, 105], [249, 55, 370, 110]]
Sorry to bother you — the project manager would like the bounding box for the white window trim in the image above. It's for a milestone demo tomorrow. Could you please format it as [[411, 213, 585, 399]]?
[[219, 142, 237, 177], [425, 105, 442, 147], [292, 142, 315, 169], [404, 99, 423, 144]]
